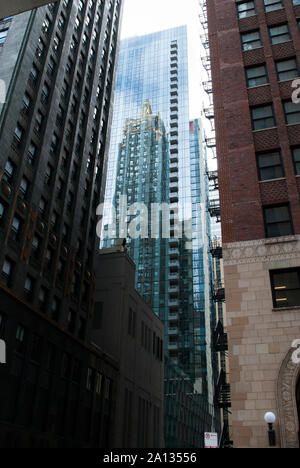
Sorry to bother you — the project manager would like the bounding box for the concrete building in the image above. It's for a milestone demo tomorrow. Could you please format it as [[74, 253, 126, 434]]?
[[92, 249, 164, 448], [207, 0, 300, 448], [0, 0, 123, 447]]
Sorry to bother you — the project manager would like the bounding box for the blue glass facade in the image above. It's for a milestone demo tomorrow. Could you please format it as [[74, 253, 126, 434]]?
[[103, 27, 220, 446]]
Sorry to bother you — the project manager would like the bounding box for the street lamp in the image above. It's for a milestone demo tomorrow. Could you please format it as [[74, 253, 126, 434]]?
[[264, 412, 276, 447]]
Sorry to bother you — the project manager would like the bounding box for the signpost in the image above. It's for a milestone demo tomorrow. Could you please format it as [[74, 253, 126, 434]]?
[[204, 432, 219, 449]]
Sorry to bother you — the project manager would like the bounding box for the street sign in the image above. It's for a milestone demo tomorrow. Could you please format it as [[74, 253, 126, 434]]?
[[204, 432, 219, 449]]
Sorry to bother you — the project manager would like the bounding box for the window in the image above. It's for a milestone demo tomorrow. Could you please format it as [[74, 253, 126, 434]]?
[[283, 101, 300, 125], [61, 352, 71, 378], [264, 204, 294, 238], [34, 111, 44, 133], [22, 93, 31, 114], [20, 177, 29, 199], [269, 24, 291, 45], [41, 82, 50, 104], [246, 64, 268, 87], [0, 28, 8, 44], [270, 269, 300, 308], [0, 312, 6, 338], [128, 308, 136, 338], [276, 58, 299, 82], [264, 0, 283, 11], [237, 1, 256, 19], [2, 258, 13, 280], [27, 142, 37, 165], [3, 159, 15, 183], [51, 297, 60, 320], [86, 368, 95, 391], [241, 30, 262, 51], [11, 216, 22, 240], [251, 104, 275, 130], [45, 164, 53, 185], [0, 201, 5, 222], [14, 124, 24, 144], [292, 0, 300, 5], [292, 147, 300, 175], [15, 325, 26, 354], [24, 275, 34, 298], [257, 150, 284, 181], [38, 287, 47, 308]]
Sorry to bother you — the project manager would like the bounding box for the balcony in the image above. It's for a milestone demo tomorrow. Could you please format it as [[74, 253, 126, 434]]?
[[213, 321, 228, 352], [169, 238, 179, 248], [170, 182, 178, 193], [205, 136, 216, 148], [210, 242, 223, 259], [170, 194, 179, 204], [170, 163, 178, 173], [200, 33, 209, 49], [204, 106, 214, 119], [207, 170, 219, 191], [169, 273, 179, 283], [208, 199, 221, 222], [169, 286, 179, 296], [168, 342, 179, 351], [169, 327, 179, 336], [170, 155, 178, 164], [201, 55, 211, 71], [169, 260, 179, 271], [203, 80, 213, 94], [169, 312, 179, 322], [215, 370, 231, 409], [169, 248, 179, 259], [213, 282, 225, 303]]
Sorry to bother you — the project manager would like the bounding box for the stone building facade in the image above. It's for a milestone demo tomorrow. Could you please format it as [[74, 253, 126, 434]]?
[[206, 0, 300, 448]]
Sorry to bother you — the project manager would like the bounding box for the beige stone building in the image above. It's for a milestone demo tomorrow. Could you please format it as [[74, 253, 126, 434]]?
[[224, 237, 300, 448]]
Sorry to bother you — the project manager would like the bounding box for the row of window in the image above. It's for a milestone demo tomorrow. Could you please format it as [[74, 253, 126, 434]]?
[[237, 0, 300, 20], [251, 100, 300, 130], [128, 307, 163, 361], [0, 309, 111, 395], [246, 57, 299, 87], [241, 22, 300, 52], [257, 147, 300, 180]]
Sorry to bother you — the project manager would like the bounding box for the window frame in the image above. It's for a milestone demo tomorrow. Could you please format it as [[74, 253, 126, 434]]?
[[241, 29, 262, 51], [256, 150, 285, 181], [269, 23, 292, 45], [251, 104, 276, 130], [275, 57, 299, 82], [292, 146, 300, 175], [264, 0, 283, 12], [270, 268, 300, 309], [246, 63, 269, 88], [263, 203, 294, 239], [283, 100, 300, 125]]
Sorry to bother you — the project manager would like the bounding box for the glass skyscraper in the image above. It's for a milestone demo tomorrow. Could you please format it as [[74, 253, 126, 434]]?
[[103, 26, 220, 446]]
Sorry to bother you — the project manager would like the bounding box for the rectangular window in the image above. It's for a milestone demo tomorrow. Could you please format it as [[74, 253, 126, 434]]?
[[3, 159, 15, 183], [246, 64, 268, 87], [292, 147, 300, 175], [264, 204, 294, 238], [128, 308, 136, 338], [237, 1, 256, 19], [241, 30, 262, 51], [269, 24, 291, 45], [270, 269, 300, 308], [276, 58, 298, 81], [0, 312, 6, 338], [0, 28, 8, 44], [264, 0, 283, 12], [257, 150, 284, 181], [283, 101, 300, 125], [15, 324, 26, 354], [251, 104, 275, 130], [292, 0, 300, 5]]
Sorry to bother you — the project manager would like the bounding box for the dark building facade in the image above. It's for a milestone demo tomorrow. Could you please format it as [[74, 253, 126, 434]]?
[[0, 0, 123, 447], [92, 250, 164, 448], [207, 0, 300, 448]]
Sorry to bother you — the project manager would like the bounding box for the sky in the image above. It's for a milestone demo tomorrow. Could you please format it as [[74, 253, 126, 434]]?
[[120, 0, 208, 121]]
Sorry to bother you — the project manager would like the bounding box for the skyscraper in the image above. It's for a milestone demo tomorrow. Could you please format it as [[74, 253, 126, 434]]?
[[207, 0, 300, 448], [103, 26, 220, 446], [0, 0, 123, 447]]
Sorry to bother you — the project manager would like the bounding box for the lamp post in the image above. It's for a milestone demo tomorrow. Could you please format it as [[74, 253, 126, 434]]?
[[264, 412, 277, 447]]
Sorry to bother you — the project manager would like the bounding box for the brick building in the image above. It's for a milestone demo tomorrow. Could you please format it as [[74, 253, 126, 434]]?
[[207, 0, 300, 448]]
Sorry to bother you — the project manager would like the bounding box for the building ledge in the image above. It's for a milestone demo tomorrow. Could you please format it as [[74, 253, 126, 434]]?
[[272, 306, 300, 313], [259, 177, 286, 183]]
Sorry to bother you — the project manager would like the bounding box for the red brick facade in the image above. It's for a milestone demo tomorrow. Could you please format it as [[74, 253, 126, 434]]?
[[208, 0, 300, 243]]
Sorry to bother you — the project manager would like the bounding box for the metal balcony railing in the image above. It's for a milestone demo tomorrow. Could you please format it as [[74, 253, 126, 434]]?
[[208, 199, 221, 222], [215, 369, 231, 409], [213, 321, 228, 352]]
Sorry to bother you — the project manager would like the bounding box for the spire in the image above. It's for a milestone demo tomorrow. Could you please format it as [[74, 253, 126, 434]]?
[[142, 100, 152, 117]]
